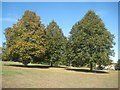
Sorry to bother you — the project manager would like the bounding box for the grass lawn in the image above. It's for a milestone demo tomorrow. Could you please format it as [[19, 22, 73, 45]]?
[[2, 61, 118, 88]]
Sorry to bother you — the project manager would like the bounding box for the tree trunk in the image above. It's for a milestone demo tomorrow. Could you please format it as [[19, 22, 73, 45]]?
[[90, 62, 93, 71], [69, 60, 71, 66], [50, 62, 53, 67], [24, 63, 27, 67], [23, 61, 28, 67]]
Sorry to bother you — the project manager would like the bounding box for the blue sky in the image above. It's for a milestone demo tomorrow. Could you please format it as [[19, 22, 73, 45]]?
[[1, 2, 118, 62]]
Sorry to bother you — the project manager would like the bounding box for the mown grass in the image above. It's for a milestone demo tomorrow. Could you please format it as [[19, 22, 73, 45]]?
[[2, 61, 118, 88], [2, 67, 23, 76]]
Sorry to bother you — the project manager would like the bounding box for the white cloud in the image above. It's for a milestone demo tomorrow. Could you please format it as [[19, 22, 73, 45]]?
[[96, 10, 107, 16], [0, 18, 17, 22]]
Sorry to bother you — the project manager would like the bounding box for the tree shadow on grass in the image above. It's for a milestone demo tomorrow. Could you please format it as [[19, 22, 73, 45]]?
[[4, 64, 50, 69], [66, 68, 109, 74], [3, 63, 68, 69], [51, 66, 67, 68]]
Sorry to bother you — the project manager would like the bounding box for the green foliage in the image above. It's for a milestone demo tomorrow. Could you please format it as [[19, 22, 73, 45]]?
[[45, 20, 66, 66], [3, 10, 115, 69], [115, 59, 120, 70], [62, 39, 74, 66], [0, 47, 2, 59], [69, 10, 115, 70], [3, 10, 46, 65]]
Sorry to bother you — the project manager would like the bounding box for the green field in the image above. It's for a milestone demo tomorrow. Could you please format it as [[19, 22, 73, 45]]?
[[2, 61, 118, 88]]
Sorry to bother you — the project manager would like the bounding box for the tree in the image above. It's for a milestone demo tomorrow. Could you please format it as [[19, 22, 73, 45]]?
[[63, 39, 74, 66], [115, 59, 120, 70], [3, 10, 46, 66], [45, 20, 66, 67], [69, 10, 115, 71]]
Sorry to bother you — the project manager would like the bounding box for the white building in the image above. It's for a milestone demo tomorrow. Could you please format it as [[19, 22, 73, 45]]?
[[104, 64, 116, 70]]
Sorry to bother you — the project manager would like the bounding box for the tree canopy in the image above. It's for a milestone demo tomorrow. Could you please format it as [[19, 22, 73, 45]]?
[[3, 10, 46, 65], [2, 10, 115, 70], [69, 10, 115, 70], [45, 20, 66, 66], [115, 59, 120, 70]]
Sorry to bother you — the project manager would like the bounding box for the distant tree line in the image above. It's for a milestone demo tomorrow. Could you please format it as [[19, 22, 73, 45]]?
[[115, 59, 120, 70], [2, 10, 115, 71]]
